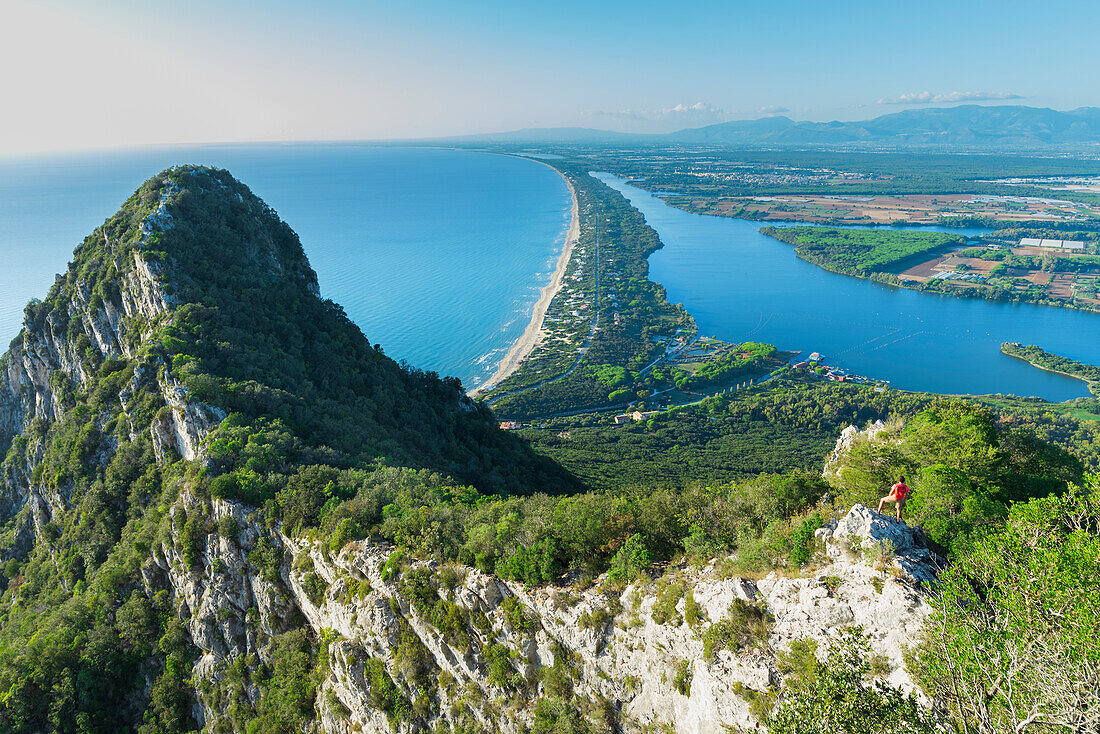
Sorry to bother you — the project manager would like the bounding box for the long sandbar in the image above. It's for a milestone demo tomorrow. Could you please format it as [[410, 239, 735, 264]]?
[[476, 169, 578, 392]]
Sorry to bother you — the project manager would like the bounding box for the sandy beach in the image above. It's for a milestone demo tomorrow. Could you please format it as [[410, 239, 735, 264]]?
[[476, 171, 579, 392]]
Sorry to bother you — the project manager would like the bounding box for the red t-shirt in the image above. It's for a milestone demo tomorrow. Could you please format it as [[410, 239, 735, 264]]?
[[890, 482, 910, 501]]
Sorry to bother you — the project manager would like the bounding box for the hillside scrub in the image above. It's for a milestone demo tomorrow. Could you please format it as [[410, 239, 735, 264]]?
[[827, 402, 1082, 555], [0, 165, 1095, 733], [767, 630, 935, 734], [271, 401, 1083, 584], [915, 479, 1100, 733]]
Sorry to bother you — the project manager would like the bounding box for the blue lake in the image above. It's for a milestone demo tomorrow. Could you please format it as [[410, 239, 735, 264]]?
[[0, 146, 572, 389], [596, 173, 1100, 401]]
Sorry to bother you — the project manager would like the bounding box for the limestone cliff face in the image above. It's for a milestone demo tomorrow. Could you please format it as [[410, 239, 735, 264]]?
[[0, 166, 944, 732], [152, 486, 941, 734], [0, 169, 223, 536], [0, 183, 176, 441]]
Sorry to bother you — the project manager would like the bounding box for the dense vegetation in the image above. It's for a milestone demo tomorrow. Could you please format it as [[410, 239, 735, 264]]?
[[258, 401, 1082, 588], [676, 341, 776, 389], [517, 381, 933, 488], [485, 165, 695, 418], [515, 379, 1100, 489], [0, 167, 574, 733], [915, 484, 1100, 732], [0, 163, 1097, 733], [762, 226, 964, 274], [1001, 342, 1100, 396]]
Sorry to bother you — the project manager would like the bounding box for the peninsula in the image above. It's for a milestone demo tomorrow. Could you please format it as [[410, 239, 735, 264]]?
[[1001, 342, 1100, 396], [1, 162, 1097, 734], [479, 175, 579, 391]]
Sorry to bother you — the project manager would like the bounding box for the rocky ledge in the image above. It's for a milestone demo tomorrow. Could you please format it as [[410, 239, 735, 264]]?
[[156, 497, 942, 734]]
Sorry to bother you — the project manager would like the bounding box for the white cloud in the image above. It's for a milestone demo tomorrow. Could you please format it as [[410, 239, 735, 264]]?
[[877, 91, 1024, 105], [585, 102, 790, 130], [587, 102, 732, 124]]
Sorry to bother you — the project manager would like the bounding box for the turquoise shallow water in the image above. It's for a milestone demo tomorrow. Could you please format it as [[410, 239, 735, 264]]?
[[596, 173, 1100, 402], [0, 146, 571, 389]]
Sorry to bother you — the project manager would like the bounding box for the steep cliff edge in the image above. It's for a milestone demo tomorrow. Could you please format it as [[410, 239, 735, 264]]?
[[2, 167, 1075, 733], [152, 489, 940, 733], [0, 166, 572, 733]]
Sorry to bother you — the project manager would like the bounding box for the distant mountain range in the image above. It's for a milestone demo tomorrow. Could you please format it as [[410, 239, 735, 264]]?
[[445, 105, 1100, 148]]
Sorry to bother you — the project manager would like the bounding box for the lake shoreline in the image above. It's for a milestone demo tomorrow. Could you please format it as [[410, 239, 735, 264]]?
[[475, 166, 579, 393], [1000, 344, 1100, 396], [758, 227, 1100, 316], [598, 172, 1100, 402]]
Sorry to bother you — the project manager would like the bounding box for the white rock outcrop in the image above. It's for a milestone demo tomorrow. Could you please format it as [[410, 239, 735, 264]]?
[[152, 495, 942, 734], [822, 419, 888, 477]]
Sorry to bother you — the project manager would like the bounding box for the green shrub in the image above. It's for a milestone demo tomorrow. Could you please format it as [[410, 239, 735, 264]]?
[[821, 576, 842, 596], [302, 571, 327, 606], [540, 643, 575, 699], [673, 659, 693, 696], [329, 517, 363, 553], [249, 534, 284, 582], [789, 514, 823, 566], [380, 551, 405, 582], [682, 523, 728, 563], [501, 595, 535, 634], [180, 510, 207, 567], [399, 567, 471, 648], [484, 642, 519, 690], [777, 638, 820, 688], [364, 657, 412, 724], [683, 587, 705, 628], [768, 630, 934, 734], [651, 577, 686, 626], [247, 629, 318, 734], [608, 534, 651, 582], [218, 514, 239, 540], [702, 600, 771, 662], [530, 695, 597, 734], [578, 607, 611, 632]]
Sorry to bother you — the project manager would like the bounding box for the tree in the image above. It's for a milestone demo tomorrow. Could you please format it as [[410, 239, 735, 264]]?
[[916, 478, 1100, 733], [768, 629, 936, 734]]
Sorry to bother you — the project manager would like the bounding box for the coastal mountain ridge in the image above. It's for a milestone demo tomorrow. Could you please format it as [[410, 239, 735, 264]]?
[[0, 165, 1093, 733], [0, 165, 580, 732], [1, 165, 566, 498], [442, 105, 1100, 147]]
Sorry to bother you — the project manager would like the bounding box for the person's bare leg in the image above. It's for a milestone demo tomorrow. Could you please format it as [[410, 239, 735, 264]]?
[[878, 496, 890, 514], [895, 501, 904, 522]]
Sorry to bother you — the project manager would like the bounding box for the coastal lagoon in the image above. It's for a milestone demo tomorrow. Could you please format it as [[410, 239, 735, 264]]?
[[596, 173, 1100, 401], [0, 146, 571, 389]]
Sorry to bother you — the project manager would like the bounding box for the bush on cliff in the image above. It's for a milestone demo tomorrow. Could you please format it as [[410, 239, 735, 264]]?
[[915, 478, 1100, 733]]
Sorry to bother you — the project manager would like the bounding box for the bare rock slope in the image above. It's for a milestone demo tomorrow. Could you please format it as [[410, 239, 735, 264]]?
[[155, 492, 942, 733]]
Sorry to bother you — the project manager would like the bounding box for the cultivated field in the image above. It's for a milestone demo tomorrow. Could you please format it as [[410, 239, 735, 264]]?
[[691, 192, 1100, 225]]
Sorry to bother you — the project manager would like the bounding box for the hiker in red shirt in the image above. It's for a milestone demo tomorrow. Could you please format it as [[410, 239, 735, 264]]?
[[878, 476, 910, 521]]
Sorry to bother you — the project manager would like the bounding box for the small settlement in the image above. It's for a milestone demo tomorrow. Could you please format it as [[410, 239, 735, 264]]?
[[898, 237, 1100, 306]]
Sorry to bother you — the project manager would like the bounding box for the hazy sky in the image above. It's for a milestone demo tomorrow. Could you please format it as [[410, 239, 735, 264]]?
[[3, 0, 1100, 154]]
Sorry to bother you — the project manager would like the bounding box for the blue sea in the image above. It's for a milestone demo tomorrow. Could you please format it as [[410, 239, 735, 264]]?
[[4, 147, 1099, 402], [0, 145, 572, 389], [597, 173, 1100, 402]]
